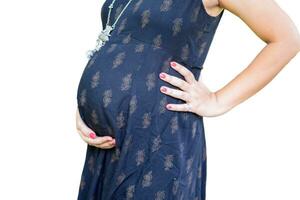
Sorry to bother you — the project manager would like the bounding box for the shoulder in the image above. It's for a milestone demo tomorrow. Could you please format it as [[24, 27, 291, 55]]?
[[202, 0, 224, 17]]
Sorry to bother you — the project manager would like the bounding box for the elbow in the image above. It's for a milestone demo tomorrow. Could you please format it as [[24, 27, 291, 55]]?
[[280, 36, 300, 56], [287, 32, 300, 55], [288, 23, 300, 54], [273, 29, 300, 55], [292, 40, 300, 56], [294, 38, 300, 54]]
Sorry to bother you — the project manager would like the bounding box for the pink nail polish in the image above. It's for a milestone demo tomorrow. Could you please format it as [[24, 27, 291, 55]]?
[[159, 73, 166, 79], [89, 132, 96, 139], [167, 104, 172, 109], [170, 61, 176, 67], [161, 87, 167, 92]]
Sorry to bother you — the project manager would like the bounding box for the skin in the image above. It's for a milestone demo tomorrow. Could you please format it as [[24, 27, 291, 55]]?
[[76, 0, 300, 149], [76, 108, 116, 149]]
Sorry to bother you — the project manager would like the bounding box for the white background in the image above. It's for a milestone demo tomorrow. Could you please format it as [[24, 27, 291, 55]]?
[[0, 0, 299, 199]]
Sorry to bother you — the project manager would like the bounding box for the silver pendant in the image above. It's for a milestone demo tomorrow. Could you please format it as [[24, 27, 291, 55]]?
[[97, 25, 113, 44], [86, 25, 114, 58], [85, 0, 134, 59]]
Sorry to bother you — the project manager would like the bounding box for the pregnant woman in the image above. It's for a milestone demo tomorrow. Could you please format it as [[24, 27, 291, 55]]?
[[76, 0, 300, 199]]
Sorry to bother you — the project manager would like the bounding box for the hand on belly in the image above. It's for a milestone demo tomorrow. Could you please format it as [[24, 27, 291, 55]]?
[[76, 107, 116, 149]]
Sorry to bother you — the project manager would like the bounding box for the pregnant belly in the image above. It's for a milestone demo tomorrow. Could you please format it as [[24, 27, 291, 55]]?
[[76, 40, 202, 144], [76, 40, 170, 137]]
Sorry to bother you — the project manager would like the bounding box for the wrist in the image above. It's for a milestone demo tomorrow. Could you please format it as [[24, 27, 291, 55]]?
[[213, 90, 234, 115]]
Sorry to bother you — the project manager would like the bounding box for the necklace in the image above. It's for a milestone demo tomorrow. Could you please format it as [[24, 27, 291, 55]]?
[[86, 0, 134, 58]]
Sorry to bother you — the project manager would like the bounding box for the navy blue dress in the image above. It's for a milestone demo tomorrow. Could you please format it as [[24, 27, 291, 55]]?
[[76, 0, 224, 199]]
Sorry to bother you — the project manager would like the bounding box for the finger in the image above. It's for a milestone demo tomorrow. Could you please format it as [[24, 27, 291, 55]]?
[[77, 117, 115, 145], [76, 110, 90, 138], [77, 123, 94, 139], [93, 140, 116, 149], [92, 139, 115, 148], [90, 136, 115, 145], [159, 72, 190, 92], [76, 108, 85, 130], [77, 129, 90, 142], [83, 134, 114, 146], [76, 107, 116, 145], [166, 103, 194, 112], [76, 125, 115, 145], [169, 61, 196, 84], [80, 125, 94, 137], [77, 129, 96, 144], [75, 108, 81, 130], [80, 133, 114, 146], [76, 109, 99, 139], [160, 86, 190, 102]]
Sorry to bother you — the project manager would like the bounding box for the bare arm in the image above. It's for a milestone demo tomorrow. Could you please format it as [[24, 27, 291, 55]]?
[[214, 0, 300, 112], [157, 0, 300, 117]]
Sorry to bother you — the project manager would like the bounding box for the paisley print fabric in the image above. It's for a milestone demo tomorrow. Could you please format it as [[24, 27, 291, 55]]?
[[76, 0, 224, 199]]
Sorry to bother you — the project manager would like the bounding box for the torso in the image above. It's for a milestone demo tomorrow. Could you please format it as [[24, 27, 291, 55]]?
[[76, 0, 225, 199]]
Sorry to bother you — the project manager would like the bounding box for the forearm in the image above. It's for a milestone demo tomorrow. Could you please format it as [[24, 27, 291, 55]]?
[[215, 40, 300, 113]]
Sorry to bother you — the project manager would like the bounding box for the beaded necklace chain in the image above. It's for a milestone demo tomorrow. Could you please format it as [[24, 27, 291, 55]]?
[[86, 0, 134, 58]]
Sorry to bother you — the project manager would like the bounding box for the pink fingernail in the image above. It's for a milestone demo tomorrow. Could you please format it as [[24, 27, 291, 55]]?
[[161, 87, 167, 92], [170, 61, 177, 67], [159, 73, 166, 79], [89, 132, 96, 139]]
